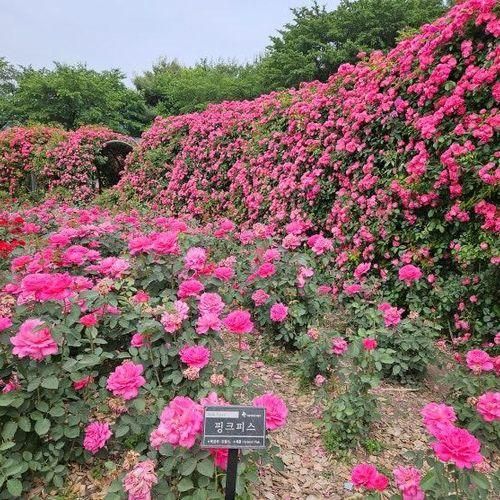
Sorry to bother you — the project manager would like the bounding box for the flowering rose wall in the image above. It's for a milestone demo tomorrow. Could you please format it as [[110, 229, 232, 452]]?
[[120, 0, 499, 342], [0, 125, 127, 201]]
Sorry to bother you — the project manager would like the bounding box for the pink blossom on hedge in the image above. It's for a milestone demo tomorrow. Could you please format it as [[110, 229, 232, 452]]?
[[393, 466, 424, 500], [354, 262, 371, 280], [106, 362, 146, 400], [432, 426, 483, 469], [314, 374, 326, 387], [270, 303, 288, 322], [421, 402, 457, 437], [131, 333, 146, 348], [256, 262, 276, 278], [178, 279, 204, 298], [123, 460, 158, 500], [150, 396, 203, 449], [0, 317, 12, 331], [398, 265, 423, 285], [10, 319, 58, 361], [343, 283, 362, 295], [297, 266, 314, 288], [128, 235, 154, 255], [263, 248, 281, 262], [331, 337, 348, 355], [213, 266, 234, 281], [223, 310, 254, 334], [476, 392, 500, 422], [196, 313, 222, 334], [466, 349, 493, 373], [132, 290, 150, 303], [151, 231, 179, 255], [252, 289, 270, 306], [80, 313, 98, 327], [378, 302, 404, 327], [87, 257, 129, 278], [362, 338, 377, 351], [210, 448, 229, 470], [351, 464, 389, 492], [19, 272, 73, 302], [83, 421, 112, 455], [179, 345, 211, 369], [252, 392, 288, 430], [184, 247, 207, 271], [198, 292, 225, 316], [73, 375, 92, 390]]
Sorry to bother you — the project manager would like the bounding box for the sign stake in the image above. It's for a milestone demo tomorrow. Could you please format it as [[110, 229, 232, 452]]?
[[225, 448, 239, 500]]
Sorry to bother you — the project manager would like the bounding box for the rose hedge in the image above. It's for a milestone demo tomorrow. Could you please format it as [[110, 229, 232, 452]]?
[[0, 125, 127, 201], [119, 0, 499, 345]]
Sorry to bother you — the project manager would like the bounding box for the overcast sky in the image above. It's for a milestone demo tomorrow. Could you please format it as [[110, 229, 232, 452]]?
[[1, 0, 340, 82]]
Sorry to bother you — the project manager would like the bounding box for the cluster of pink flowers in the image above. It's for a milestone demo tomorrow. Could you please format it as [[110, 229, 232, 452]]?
[[378, 302, 404, 327], [351, 464, 389, 491], [123, 460, 158, 500]]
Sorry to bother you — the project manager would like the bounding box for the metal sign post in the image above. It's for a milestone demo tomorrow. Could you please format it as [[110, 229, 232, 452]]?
[[201, 405, 267, 500]]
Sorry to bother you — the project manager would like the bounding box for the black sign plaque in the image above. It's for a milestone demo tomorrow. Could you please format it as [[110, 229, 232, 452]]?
[[201, 405, 266, 449]]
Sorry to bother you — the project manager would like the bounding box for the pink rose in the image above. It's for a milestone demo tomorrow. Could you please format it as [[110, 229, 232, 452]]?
[[10, 319, 58, 361], [421, 402, 457, 437], [314, 374, 326, 387], [213, 266, 234, 281], [178, 279, 204, 298], [351, 464, 389, 491], [150, 396, 203, 449], [252, 289, 270, 306], [270, 303, 288, 322], [432, 426, 483, 469], [223, 310, 254, 334], [210, 448, 229, 470], [0, 317, 13, 332], [73, 375, 93, 390], [256, 262, 276, 278], [151, 232, 179, 255], [252, 392, 288, 430], [362, 338, 377, 351], [179, 345, 211, 369], [393, 466, 424, 500], [331, 337, 348, 355], [198, 293, 225, 316], [476, 392, 500, 422], [106, 362, 146, 400], [131, 333, 145, 348], [466, 349, 493, 373], [398, 265, 423, 285], [20, 273, 73, 302], [123, 460, 158, 500], [196, 314, 222, 334], [184, 247, 207, 271], [80, 313, 98, 327], [83, 421, 112, 454]]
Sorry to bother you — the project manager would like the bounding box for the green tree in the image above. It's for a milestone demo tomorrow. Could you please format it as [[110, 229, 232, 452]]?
[[0, 57, 19, 128], [10, 63, 151, 135], [134, 58, 264, 116], [257, 0, 450, 90]]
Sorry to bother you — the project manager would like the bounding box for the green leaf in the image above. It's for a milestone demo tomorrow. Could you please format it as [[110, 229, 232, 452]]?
[[7, 479, 23, 497], [2, 421, 18, 440], [180, 457, 198, 476], [196, 459, 214, 477], [34, 418, 51, 436], [41, 376, 59, 390], [114, 425, 129, 438], [177, 477, 193, 492], [18, 417, 31, 432], [420, 470, 436, 490], [470, 471, 490, 490]]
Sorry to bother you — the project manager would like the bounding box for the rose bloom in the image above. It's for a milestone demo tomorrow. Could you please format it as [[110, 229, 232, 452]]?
[[256, 262, 276, 278], [252, 393, 288, 430], [354, 262, 371, 280], [80, 313, 98, 327], [10, 319, 58, 361], [131, 333, 146, 348], [432, 426, 483, 469], [264, 248, 281, 262], [343, 283, 362, 295], [307, 234, 332, 255], [184, 247, 207, 271], [106, 362, 146, 400], [393, 466, 424, 500], [476, 392, 500, 422], [362, 338, 377, 351], [421, 402, 457, 437], [213, 266, 234, 281], [198, 292, 225, 316], [83, 421, 112, 454], [73, 375, 93, 390], [196, 313, 222, 334], [0, 316, 13, 332], [179, 345, 211, 369], [123, 460, 158, 500], [378, 302, 403, 327], [210, 448, 229, 470], [224, 310, 254, 334], [270, 303, 288, 322], [128, 235, 154, 255], [178, 279, 204, 298], [331, 337, 348, 355], [20, 272, 73, 302], [132, 290, 150, 303], [466, 349, 493, 373], [252, 289, 270, 306], [150, 396, 203, 449], [314, 374, 326, 387], [398, 264, 423, 285], [151, 231, 179, 255], [351, 464, 389, 491]]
